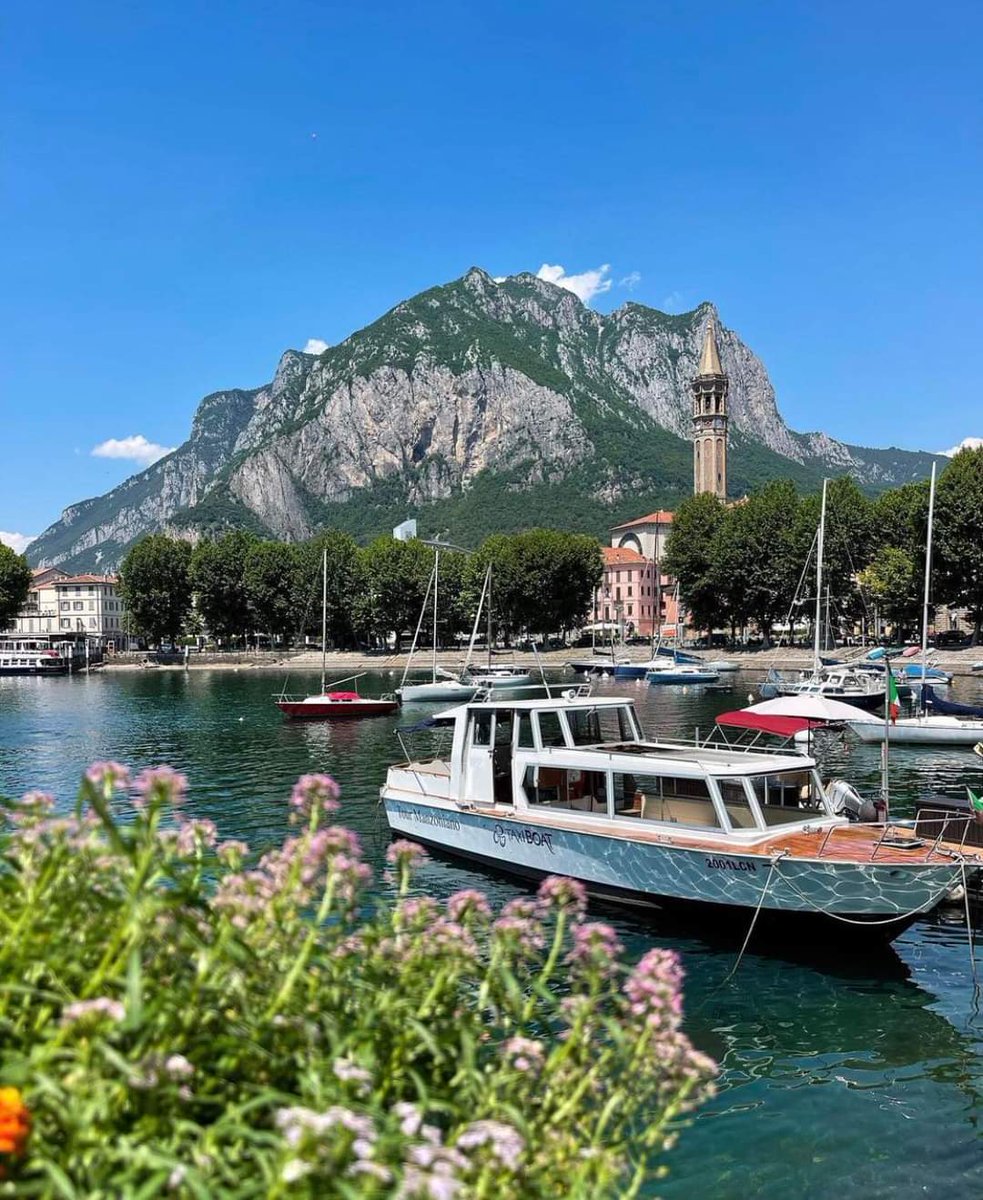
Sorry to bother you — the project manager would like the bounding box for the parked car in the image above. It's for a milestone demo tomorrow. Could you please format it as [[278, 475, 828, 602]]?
[[932, 630, 971, 649]]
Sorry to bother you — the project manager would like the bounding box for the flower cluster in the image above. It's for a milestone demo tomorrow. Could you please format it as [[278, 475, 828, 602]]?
[[0, 764, 715, 1197]]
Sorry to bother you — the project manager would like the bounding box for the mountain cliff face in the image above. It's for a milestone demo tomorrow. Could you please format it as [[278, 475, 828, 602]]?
[[30, 268, 944, 569]]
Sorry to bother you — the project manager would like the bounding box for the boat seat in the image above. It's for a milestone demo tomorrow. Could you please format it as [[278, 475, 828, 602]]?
[[639, 794, 719, 828]]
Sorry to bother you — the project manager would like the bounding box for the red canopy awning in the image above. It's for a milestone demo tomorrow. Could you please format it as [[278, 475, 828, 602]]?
[[717, 710, 815, 736]]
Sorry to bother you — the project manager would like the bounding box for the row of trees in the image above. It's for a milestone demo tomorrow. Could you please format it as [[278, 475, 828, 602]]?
[[663, 447, 983, 645], [119, 528, 604, 648], [0, 544, 33, 631]]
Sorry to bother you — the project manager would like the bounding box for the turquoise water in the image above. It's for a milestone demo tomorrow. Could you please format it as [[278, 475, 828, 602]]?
[[2, 668, 983, 1198]]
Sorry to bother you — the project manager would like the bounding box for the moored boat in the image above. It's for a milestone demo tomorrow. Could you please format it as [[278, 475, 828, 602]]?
[[645, 661, 720, 685], [380, 689, 979, 942], [277, 690, 398, 719], [0, 646, 69, 676]]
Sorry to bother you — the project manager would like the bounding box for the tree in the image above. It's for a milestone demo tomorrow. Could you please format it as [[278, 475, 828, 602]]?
[[663, 494, 727, 635], [119, 535, 193, 645], [716, 481, 802, 646], [295, 531, 365, 649], [242, 542, 305, 644], [0, 545, 32, 631], [934, 446, 983, 643], [190, 532, 256, 644], [359, 537, 433, 650], [857, 546, 920, 638]]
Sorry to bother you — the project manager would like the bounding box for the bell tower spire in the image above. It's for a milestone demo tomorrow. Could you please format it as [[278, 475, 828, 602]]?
[[691, 313, 729, 499]]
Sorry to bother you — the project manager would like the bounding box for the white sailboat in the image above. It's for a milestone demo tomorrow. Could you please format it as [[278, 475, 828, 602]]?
[[462, 565, 532, 690], [849, 464, 983, 747], [396, 544, 477, 704], [772, 480, 885, 710]]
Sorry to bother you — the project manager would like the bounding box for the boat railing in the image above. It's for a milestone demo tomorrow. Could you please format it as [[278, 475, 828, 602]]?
[[814, 811, 979, 862]]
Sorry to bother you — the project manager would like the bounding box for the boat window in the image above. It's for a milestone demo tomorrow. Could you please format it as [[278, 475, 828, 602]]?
[[523, 766, 608, 814], [748, 772, 823, 826], [612, 772, 719, 829], [516, 713, 535, 749], [536, 711, 566, 748], [566, 705, 640, 746], [472, 711, 493, 747], [716, 779, 759, 831]]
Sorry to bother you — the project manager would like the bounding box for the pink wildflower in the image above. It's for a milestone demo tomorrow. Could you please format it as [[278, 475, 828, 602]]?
[[85, 761, 131, 792], [61, 997, 125, 1026], [491, 914, 546, 955], [289, 773, 341, 819], [623, 947, 685, 1032], [567, 921, 623, 974], [217, 839, 250, 865], [445, 889, 492, 923], [176, 818, 218, 855], [457, 1119, 525, 1169], [501, 1036, 545, 1073], [537, 875, 587, 918], [133, 765, 188, 808], [386, 839, 427, 869]]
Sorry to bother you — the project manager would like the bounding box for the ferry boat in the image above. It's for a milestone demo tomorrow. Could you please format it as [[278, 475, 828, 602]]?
[[381, 689, 978, 942], [0, 642, 70, 676]]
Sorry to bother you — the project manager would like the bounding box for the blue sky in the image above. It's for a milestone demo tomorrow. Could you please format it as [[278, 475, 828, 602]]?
[[3, 0, 981, 548]]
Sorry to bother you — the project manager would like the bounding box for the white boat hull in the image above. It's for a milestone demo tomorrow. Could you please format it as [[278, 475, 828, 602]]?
[[381, 795, 960, 923], [397, 680, 478, 703], [848, 716, 983, 745], [466, 671, 532, 688]]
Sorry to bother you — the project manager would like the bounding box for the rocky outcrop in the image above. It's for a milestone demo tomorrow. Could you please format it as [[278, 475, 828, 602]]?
[[29, 268, 944, 569]]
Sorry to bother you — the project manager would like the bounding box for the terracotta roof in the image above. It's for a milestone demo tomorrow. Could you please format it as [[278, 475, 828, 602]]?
[[54, 574, 119, 586], [602, 546, 648, 565], [610, 510, 674, 530]]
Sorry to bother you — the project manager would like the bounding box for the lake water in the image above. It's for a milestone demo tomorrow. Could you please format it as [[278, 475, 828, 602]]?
[[2, 667, 983, 1198]]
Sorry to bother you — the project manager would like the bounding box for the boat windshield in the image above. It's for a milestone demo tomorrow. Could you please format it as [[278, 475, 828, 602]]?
[[564, 705, 641, 747], [744, 770, 829, 826]]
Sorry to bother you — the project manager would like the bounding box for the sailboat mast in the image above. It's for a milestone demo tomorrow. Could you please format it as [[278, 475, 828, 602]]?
[[432, 547, 440, 684], [320, 548, 327, 694], [813, 480, 828, 675], [487, 565, 493, 670], [920, 463, 937, 706]]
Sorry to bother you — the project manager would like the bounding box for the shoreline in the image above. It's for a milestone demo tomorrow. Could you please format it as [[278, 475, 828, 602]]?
[[90, 646, 983, 678]]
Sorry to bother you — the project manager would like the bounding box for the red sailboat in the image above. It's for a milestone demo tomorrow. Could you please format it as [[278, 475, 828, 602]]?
[[274, 550, 398, 720]]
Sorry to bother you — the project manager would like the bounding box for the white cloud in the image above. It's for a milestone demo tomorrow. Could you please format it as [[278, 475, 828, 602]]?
[[660, 290, 685, 311], [303, 338, 329, 355], [619, 271, 642, 290], [91, 435, 175, 467], [536, 263, 612, 304], [938, 436, 983, 457], [0, 531, 35, 554]]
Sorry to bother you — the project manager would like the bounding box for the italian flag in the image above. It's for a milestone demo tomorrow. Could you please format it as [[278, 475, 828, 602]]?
[[887, 672, 900, 723]]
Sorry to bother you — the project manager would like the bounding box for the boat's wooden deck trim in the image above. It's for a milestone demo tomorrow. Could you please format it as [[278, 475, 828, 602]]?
[[449, 803, 975, 866]]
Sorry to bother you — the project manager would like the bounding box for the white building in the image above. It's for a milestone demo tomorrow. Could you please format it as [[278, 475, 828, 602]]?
[[11, 570, 129, 648]]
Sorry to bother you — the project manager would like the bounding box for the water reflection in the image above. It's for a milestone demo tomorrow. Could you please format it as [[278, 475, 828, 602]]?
[[2, 667, 983, 1199]]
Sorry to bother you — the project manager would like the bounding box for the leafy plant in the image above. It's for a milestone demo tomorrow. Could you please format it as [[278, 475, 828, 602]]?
[[0, 768, 715, 1198]]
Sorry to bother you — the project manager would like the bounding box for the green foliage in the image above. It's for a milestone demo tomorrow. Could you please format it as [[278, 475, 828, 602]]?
[[0, 546, 31, 631], [189, 531, 257, 643], [359, 537, 434, 650], [0, 770, 715, 1196], [295, 531, 365, 647], [242, 541, 305, 642], [857, 547, 920, 636], [119, 535, 193, 645], [934, 447, 983, 641], [662, 494, 727, 634]]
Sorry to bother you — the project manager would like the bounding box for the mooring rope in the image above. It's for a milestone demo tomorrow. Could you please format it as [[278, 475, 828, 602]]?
[[720, 852, 787, 985]]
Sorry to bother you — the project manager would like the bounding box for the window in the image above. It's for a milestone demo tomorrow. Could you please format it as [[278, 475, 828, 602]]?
[[566, 706, 640, 746], [516, 713, 535, 749], [612, 772, 718, 828], [472, 712, 493, 747], [536, 711, 565, 747], [717, 779, 757, 830], [73, 602, 83, 611], [60, 601, 69, 611], [523, 766, 608, 814], [748, 772, 824, 826]]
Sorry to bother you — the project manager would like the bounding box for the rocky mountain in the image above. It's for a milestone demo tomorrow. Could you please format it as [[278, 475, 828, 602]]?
[[30, 268, 944, 569]]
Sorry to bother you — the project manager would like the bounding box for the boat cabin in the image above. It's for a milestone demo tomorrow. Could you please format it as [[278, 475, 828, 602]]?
[[390, 692, 837, 841]]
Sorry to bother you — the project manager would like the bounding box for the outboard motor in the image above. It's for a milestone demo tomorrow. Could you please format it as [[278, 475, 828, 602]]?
[[826, 779, 876, 823]]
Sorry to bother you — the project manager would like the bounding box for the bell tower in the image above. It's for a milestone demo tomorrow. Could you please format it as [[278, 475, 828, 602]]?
[[691, 314, 729, 499]]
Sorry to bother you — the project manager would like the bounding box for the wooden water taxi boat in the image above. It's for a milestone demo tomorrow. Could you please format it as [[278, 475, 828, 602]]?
[[381, 689, 980, 942]]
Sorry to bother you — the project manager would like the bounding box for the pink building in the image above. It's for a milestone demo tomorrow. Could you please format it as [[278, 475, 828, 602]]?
[[591, 521, 680, 639]]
